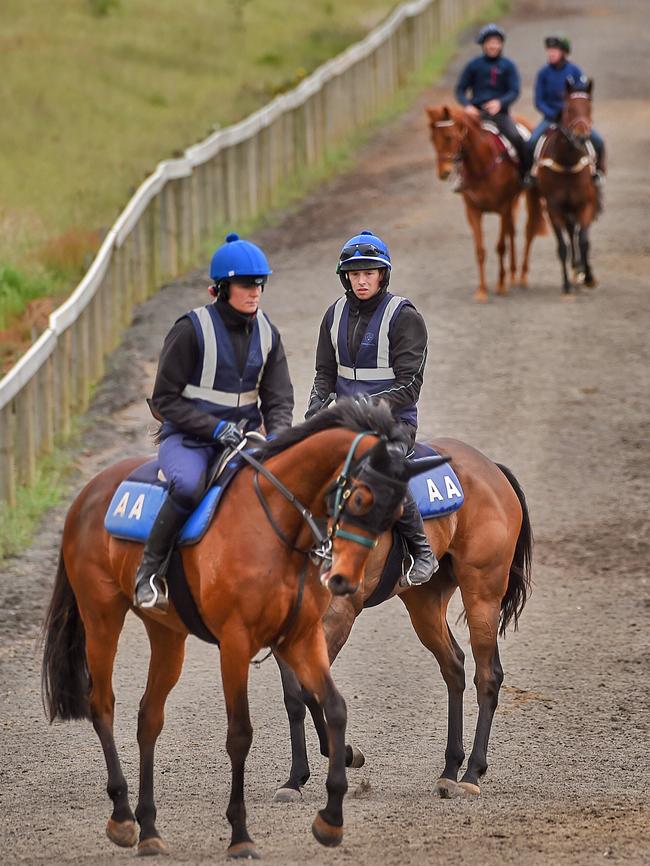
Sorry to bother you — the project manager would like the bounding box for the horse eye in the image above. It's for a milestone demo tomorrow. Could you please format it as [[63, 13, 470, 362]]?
[[348, 488, 372, 515]]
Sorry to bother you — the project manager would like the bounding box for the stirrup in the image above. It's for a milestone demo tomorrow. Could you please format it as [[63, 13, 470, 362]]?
[[399, 551, 416, 588], [134, 574, 169, 611]]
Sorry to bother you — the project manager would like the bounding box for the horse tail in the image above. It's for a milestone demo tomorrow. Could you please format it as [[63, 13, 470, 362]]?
[[496, 464, 533, 637], [526, 186, 548, 237], [41, 551, 91, 722]]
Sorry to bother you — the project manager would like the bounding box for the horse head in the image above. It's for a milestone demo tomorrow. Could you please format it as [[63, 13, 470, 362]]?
[[426, 105, 467, 180], [323, 436, 448, 597], [562, 77, 593, 144]]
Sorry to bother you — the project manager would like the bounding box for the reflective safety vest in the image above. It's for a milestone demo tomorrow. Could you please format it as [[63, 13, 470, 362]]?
[[327, 292, 417, 426], [183, 303, 275, 427]]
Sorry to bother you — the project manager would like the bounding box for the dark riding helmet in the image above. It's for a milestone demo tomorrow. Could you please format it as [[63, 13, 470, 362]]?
[[476, 23, 505, 44], [545, 34, 571, 54], [336, 230, 392, 292]]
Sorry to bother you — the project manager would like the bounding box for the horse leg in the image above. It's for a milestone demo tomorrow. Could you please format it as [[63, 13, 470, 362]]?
[[279, 627, 348, 848], [579, 223, 596, 287], [464, 201, 488, 302], [273, 655, 312, 801], [508, 203, 518, 287], [495, 215, 507, 295], [456, 581, 505, 796], [549, 213, 571, 293], [274, 598, 362, 802], [134, 620, 186, 856], [567, 218, 583, 283], [83, 596, 139, 849], [400, 565, 466, 798], [219, 632, 258, 859]]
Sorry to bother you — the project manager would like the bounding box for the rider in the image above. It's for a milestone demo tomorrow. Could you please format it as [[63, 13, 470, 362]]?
[[454, 23, 528, 186], [527, 35, 606, 184], [306, 230, 438, 587], [134, 233, 294, 612]]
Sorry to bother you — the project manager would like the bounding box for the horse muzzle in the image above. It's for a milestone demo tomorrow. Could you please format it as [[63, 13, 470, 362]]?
[[438, 164, 452, 180], [320, 569, 358, 597]]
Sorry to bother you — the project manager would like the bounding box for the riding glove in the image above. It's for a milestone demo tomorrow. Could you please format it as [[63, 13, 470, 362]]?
[[213, 420, 245, 449]]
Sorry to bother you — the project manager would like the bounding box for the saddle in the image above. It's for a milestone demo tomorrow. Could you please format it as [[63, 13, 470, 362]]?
[[481, 120, 531, 164]]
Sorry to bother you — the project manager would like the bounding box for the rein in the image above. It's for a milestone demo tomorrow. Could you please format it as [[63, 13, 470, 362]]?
[[238, 430, 375, 562]]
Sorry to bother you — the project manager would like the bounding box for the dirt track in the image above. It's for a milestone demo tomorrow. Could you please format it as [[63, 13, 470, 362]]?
[[1, 1, 649, 863]]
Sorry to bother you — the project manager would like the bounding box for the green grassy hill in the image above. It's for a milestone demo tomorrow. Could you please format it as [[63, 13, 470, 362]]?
[[0, 0, 392, 351]]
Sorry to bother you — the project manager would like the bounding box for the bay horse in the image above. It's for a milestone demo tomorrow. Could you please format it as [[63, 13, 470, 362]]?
[[41, 401, 442, 860], [426, 104, 546, 302], [273, 437, 532, 802], [534, 78, 598, 292]]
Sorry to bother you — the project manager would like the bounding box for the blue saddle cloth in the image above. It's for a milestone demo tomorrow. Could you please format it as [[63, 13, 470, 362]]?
[[408, 442, 464, 520], [104, 442, 463, 547], [104, 453, 244, 546], [364, 443, 464, 609]]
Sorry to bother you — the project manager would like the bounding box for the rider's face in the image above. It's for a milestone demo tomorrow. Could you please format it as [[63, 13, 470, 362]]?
[[546, 47, 564, 65], [348, 269, 382, 300], [228, 282, 262, 314], [482, 37, 503, 58]]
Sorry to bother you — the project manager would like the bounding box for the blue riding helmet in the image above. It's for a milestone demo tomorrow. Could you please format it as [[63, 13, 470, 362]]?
[[209, 233, 272, 283], [476, 23, 506, 44]]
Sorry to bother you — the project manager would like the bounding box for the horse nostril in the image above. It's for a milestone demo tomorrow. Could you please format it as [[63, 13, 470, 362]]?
[[440, 169, 450, 180], [328, 573, 355, 596]]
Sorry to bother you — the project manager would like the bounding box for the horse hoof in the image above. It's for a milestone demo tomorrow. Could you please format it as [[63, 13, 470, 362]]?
[[227, 842, 261, 859], [457, 781, 481, 797], [495, 285, 508, 296], [435, 778, 459, 799], [137, 836, 169, 856], [348, 746, 365, 769], [273, 786, 302, 803], [106, 818, 138, 848], [473, 290, 489, 303], [584, 277, 597, 288], [312, 813, 343, 847]]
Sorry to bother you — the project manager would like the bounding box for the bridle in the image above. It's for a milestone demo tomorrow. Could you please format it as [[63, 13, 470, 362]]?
[[237, 431, 403, 565], [538, 92, 594, 174], [432, 118, 468, 165]]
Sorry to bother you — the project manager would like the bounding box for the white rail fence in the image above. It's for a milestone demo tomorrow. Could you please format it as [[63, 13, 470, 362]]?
[[0, 0, 483, 506]]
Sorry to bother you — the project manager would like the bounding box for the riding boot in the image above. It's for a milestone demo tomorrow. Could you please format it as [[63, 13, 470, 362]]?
[[133, 498, 188, 612], [397, 491, 439, 587]]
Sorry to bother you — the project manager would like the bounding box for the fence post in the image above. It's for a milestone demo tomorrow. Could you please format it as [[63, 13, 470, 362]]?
[[0, 403, 17, 507]]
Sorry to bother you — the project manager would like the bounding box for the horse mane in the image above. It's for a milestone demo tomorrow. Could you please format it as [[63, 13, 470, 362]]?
[[262, 398, 406, 461]]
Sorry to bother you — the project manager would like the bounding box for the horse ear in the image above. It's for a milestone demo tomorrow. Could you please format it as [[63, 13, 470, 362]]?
[[425, 106, 437, 122], [401, 455, 451, 481], [566, 76, 574, 93], [442, 105, 451, 120], [366, 439, 391, 474], [586, 78, 593, 94]]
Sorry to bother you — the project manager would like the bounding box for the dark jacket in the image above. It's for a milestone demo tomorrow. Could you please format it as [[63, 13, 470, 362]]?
[[310, 289, 427, 425], [150, 298, 294, 440], [534, 60, 584, 121], [455, 54, 520, 112]]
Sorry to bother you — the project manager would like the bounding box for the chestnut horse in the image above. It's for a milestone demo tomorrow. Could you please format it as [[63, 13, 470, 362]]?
[[273, 438, 532, 802], [426, 104, 546, 302], [534, 78, 598, 292], [41, 401, 441, 859]]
